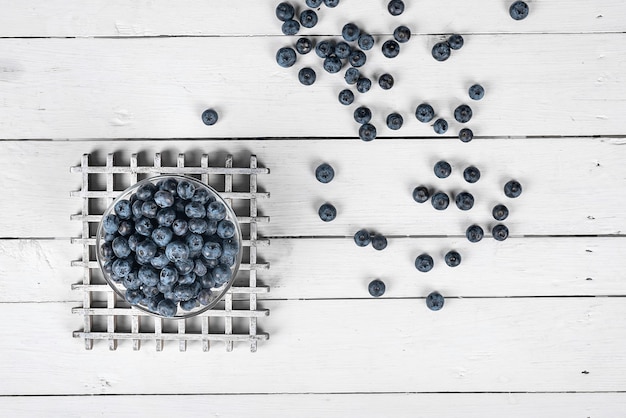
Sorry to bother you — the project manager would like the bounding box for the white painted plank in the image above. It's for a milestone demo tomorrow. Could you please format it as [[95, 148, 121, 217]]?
[[0, 35, 623, 139], [0, 0, 622, 37], [2, 237, 624, 302], [1, 393, 624, 418], [1, 139, 625, 237], [0, 299, 624, 394]]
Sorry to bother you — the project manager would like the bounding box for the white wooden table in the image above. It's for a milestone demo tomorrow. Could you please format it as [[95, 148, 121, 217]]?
[[1, 1, 626, 416]]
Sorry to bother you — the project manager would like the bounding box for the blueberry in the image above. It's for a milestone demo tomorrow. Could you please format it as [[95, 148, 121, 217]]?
[[378, 73, 394, 90], [100, 242, 114, 260], [299, 10, 318, 28], [217, 220, 236, 239], [463, 166, 481, 183], [426, 291, 444, 311], [176, 260, 195, 276], [134, 217, 154, 236], [368, 279, 386, 297], [213, 264, 232, 286], [371, 235, 388, 251], [176, 180, 195, 200], [386, 113, 403, 130], [342, 23, 360, 42], [492, 204, 509, 221], [358, 33, 375, 50], [469, 84, 485, 100], [112, 258, 133, 277], [356, 77, 372, 93], [353, 106, 372, 124], [136, 238, 158, 259], [297, 66, 316, 84], [202, 241, 222, 260], [122, 271, 141, 290], [454, 104, 472, 123], [171, 219, 188, 236], [125, 289, 143, 305], [415, 254, 434, 272], [138, 265, 159, 287], [205, 220, 218, 236], [412, 186, 430, 203], [219, 253, 236, 267], [306, 0, 322, 7], [323, 56, 343, 73], [354, 229, 371, 247], [201, 109, 218, 126], [154, 190, 175, 208], [117, 220, 134, 236], [315, 163, 335, 183], [466, 225, 484, 243], [433, 118, 448, 134], [188, 218, 208, 234], [335, 41, 352, 59], [192, 188, 212, 205], [127, 234, 141, 252], [382, 40, 400, 58], [431, 192, 450, 210], [459, 128, 474, 143], [281, 19, 300, 35], [112, 236, 131, 258], [315, 40, 335, 58], [393, 26, 411, 43], [145, 294, 164, 312], [504, 180, 522, 198], [349, 50, 367, 67], [445, 251, 461, 267], [324, 0, 339, 7], [143, 285, 160, 299], [338, 89, 355, 105], [173, 199, 185, 213], [103, 260, 114, 276], [104, 233, 116, 242], [200, 272, 216, 289], [136, 183, 157, 201], [492, 224, 509, 241], [193, 259, 208, 277], [510, 1, 529, 20], [207, 201, 227, 221], [160, 265, 179, 286], [275, 2, 295, 21], [141, 200, 158, 218], [197, 289, 213, 305], [434, 161, 452, 178], [157, 299, 177, 317], [296, 38, 314, 55], [180, 298, 198, 311], [318, 203, 337, 222], [344, 67, 360, 84], [165, 241, 190, 263], [387, 0, 405, 15], [184, 202, 205, 219], [158, 178, 178, 194], [455, 192, 475, 211], [432, 42, 451, 61], [114, 199, 132, 219], [448, 34, 464, 50], [359, 123, 377, 141], [276, 47, 297, 68], [415, 104, 435, 123], [131, 200, 143, 218], [102, 214, 120, 234], [150, 251, 170, 269]]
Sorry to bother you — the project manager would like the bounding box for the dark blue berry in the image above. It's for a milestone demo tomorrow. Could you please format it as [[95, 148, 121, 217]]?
[[134, 217, 154, 236], [393, 26, 411, 43], [299, 10, 318, 28], [160, 265, 178, 286], [112, 258, 133, 277], [296, 37, 314, 55], [412, 186, 430, 203], [154, 190, 175, 208], [175, 260, 195, 276], [114, 200, 132, 219], [141, 200, 158, 218], [371, 235, 388, 251], [426, 292, 444, 311], [387, 0, 405, 15], [378, 73, 394, 90], [359, 123, 377, 141], [201, 109, 218, 126], [217, 220, 236, 239], [197, 289, 212, 305], [386, 113, 403, 130], [222, 238, 239, 256], [432, 42, 451, 61], [180, 298, 198, 311], [315, 40, 334, 58], [207, 201, 227, 221], [466, 225, 484, 243], [136, 238, 157, 259], [349, 50, 366, 67], [354, 229, 371, 247], [415, 104, 435, 123], [205, 220, 218, 236], [142, 285, 159, 299], [202, 241, 222, 260], [433, 118, 448, 134], [136, 183, 157, 201], [459, 128, 474, 142], [176, 180, 195, 200], [368, 279, 386, 297], [158, 178, 177, 194], [353, 106, 372, 124], [448, 34, 464, 50], [102, 214, 120, 234], [344, 67, 360, 84], [335, 41, 352, 59], [276, 47, 297, 68], [185, 233, 204, 254], [165, 241, 190, 263], [454, 105, 472, 123], [318, 203, 337, 222], [324, 0, 339, 7], [415, 254, 434, 272], [125, 289, 143, 305], [188, 218, 208, 234], [342, 23, 360, 42], [323, 56, 343, 73], [104, 233, 116, 242], [185, 202, 206, 219], [504, 180, 522, 198], [356, 77, 371, 93], [150, 251, 169, 269], [455, 192, 474, 211], [357, 33, 375, 50], [276, 2, 295, 21], [122, 271, 141, 289], [157, 299, 177, 317], [463, 166, 480, 183], [492, 204, 509, 221], [138, 265, 159, 287], [382, 40, 400, 58], [117, 220, 133, 236], [131, 200, 143, 218], [306, 0, 322, 7], [193, 259, 208, 276], [100, 242, 114, 260], [213, 264, 232, 286], [192, 188, 212, 205], [219, 253, 236, 267], [431, 192, 450, 210], [315, 163, 335, 183], [281, 19, 300, 35], [112, 236, 131, 258], [445, 251, 461, 267], [171, 219, 188, 236], [127, 234, 141, 252], [492, 224, 509, 241], [510, 1, 529, 20], [469, 84, 484, 100], [338, 89, 355, 105], [434, 161, 452, 178]]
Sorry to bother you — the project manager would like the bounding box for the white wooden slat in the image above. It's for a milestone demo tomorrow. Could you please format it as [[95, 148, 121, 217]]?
[[1, 139, 625, 237], [0, 0, 622, 37], [2, 237, 625, 302], [0, 35, 623, 139], [0, 299, 625, 394], [0, 393, 624, 418]]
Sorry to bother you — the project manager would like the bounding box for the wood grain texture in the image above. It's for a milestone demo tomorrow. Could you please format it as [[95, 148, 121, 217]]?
[[0, 35, 623, 139], [0, 0, 622, 37], [1, 139, 624, 238], [1, 393, 624, 418], [0, 299, 624, 394]]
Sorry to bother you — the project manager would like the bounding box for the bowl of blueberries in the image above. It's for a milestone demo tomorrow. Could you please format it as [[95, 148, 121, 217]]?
[[96, 175, 242, 318]]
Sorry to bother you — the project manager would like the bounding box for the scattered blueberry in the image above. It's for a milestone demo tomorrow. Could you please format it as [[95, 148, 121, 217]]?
[[504, 180, 523, 198], [431, 192, 450, 210], [432, 42, 451, 61], [448, 34, 464, 50], [349, 50, 367, 67], [318, 203, 337, 222], [386, 113, 403, 130], [354, 229, 371, 247], [281, 19, 300, 35], [299, 10, 318, 28], [316, 40, 335, 58], [469, 84, 485, 100], [382, 40, 400, 58], [275, 2, 295, 21], [445, 251, 461, 267], [342, 23, 360, 42], [415, 254, 434, 272], [315, 163, 335, 183], [356, 77, 372, 93], [296, 37, 314, 54], [359, 123, 377, 141], [492, 224, 509, 241], [426, 291, 444, 311], [415, 104, 435, 123], [371, 235, 388, 251], [324, 0, 339, 7], [434, 117, 448, 133], [466, 225, 484, 243], [463, 166, 481, 183], [492, 204, 509, 221], [323, 56, 343, 73], [358, 33, 375, 50], [459, 128, 474, 143], [335, 41, 352, 59], [393, 26, 411, 43], [354, 106, 372, 124], [378, 73, 394, 90], [412, 186, 430, 203], [201, 109, 218, 126], [344, 67, 360, 84], [509, 1, 529, 20], [434, 161, 452, 178], [454, 105, 473, 123], [368, 279, 386, 297], [276, 47, 297, 68], [387, 0, 405, 15], [338, 89, 355, 105], [455, 192, 475, 211], [306, 0, 322, 7]]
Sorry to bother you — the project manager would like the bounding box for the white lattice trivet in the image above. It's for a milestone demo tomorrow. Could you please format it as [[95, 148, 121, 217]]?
[[70, 152, 270, 352]]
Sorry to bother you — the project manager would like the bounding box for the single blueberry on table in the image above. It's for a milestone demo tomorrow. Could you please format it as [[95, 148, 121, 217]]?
[[136, 183, 157, 201], [213, 264, 232, 286], [299, 9, 318, 28], [281, 19, 300, 35], [154, 190, 175, 208], [306, 0, 322, 7], [431, 192, 450, 210], [388, 0, 405, 15], [354, 229, 371, 247], [134, 217, 154, 236], [117, 220, 134, 236], [315, 40, 335, 58], [217, 220, 236, 239], [165, 240, 190, 263], [275, 2, 295, 21], [386, 113, 403, 130], [382, 40, 400, 58], [459, 128, 474, 143], [114, 200, 132, 219], [141, 200, 158, 218], [335, 41, 352, 59], [463, 166, 481, 183], [432, 42, 451, 61], [136, 238, 158, 259], [353, 106, 372, 124], [492, 224, 509, 241], [171, 218, 188, 236], [371, 235, 388, 251], [201, 109, 218, 126], [188, 218, 208, 234], [412, 186, 430, 203], [504, 180, 523, 198], [138, 265, 159, 287], [323, 56, 343, 73], [157, 299, 177, 317], [378, 73, 394, 90], [160, 265, 179, 286], [356, 77, 372, 93], [415, 254, 434, 272], [296, 37, 314, 55], [358, 33, 375, 50], [492, 204, 509, 221], [445, 251, 461, 267], [112, 236, 131, 258], [102, 214, 120, 234], [434, 161, 452, 178], [324, 0, 339, 7], [338, 89, 355, 105], [344, 67, 360, 85], [359, 123, 377, 141], [368, 279, 386, 297], [276, 47, 297, 68], [393, 26, 411, 43], [112, 258, 133, 278], [197, 289, 213, 305], [342, 23, 360, 42], [318, 203, 337, 222], [125, 289, 143, 305], [510, 1, 529, 20], [426, 291, 444, 311], [469, 84, 485, 100], [466, 224, 484, 243], [180, 298, 199, 311], [448, 34, 464, 50], [415, 104, 435, 123], [207, 201, 227, 221], [100, 242, 114, 260], [349, 50, 367, 67], [315, 163, 335, 184], [454, 104, 473, 123], [455, 192, 475, 211]]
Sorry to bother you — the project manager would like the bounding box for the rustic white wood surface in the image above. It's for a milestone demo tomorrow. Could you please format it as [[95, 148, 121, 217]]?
[[1, 0, 626, 415]]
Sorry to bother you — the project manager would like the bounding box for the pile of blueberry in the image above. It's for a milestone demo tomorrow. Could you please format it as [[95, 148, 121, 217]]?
[[98, 176, 240, 318]]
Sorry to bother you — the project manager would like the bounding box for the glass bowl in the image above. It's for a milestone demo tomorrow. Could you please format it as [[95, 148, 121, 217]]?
[[96, 175, 243, 319]]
